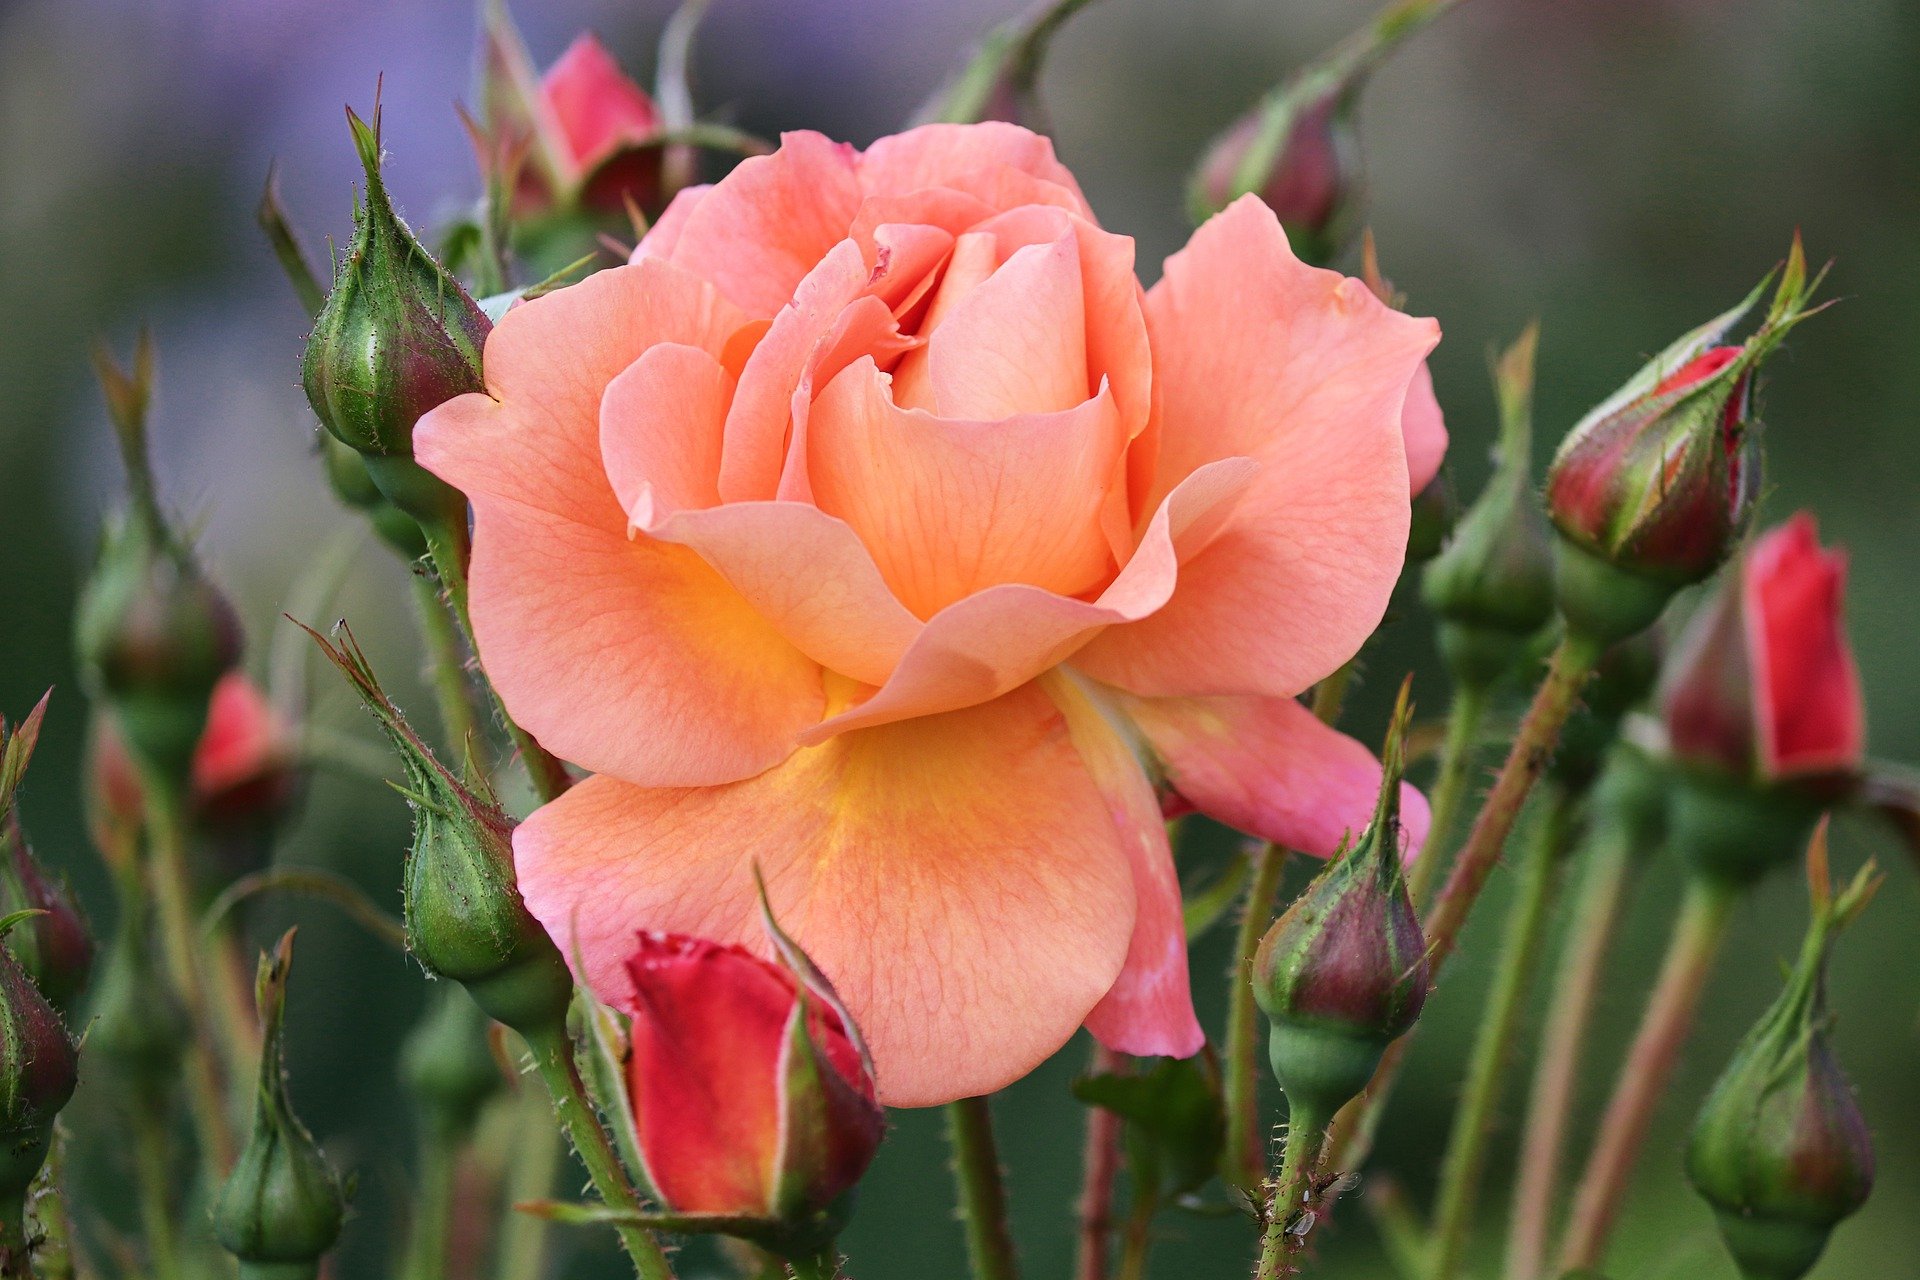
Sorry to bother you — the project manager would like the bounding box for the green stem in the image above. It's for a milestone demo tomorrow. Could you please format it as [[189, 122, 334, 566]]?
[[0, 1191, 32, 1280], [522, 1022, 674, 1280], [946, 1096, 1020, 1280], [1073, 1047, 1125, 1280], [491, 1083, 561, 1280], [419, 520, 571, 803], [1112, 1179, 1158, 1280], [24, 1136, 74, 1280], [1557, 876, 1739, 1273], [1224, 844, 1289, 1189], [410, 572, 481, 757], [1253, 1108, 1325, 1279], [132, 1110, 183, 1280], [1428, 785, 1576, 1280], [138, 774, 240, 1172], [1323, 632, 1600, 1173], [402, 1126, 456, 1280], [1503, 818, 1640, 1280], [1406, 683, 1487, 909], [1365, 1179, 1429, 1280], [787, 1252, 839, 1280]]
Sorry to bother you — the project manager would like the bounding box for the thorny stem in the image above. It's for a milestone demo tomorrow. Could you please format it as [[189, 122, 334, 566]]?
[[1406, 683, 1487, 909], [1428, 785, 1577, 1280], [1224, 844, 1290, 1189], [1323, 633, 1601, 1173], [1557, 876, 1739, 1272], [947, 1096, 1021, 1280], [522, 1021, 675, 1280], [1503, 817, 1642, 1280], [409, 572, 482, 758], [1253, 1109, 1325, 1279], [1073, 1046, 1125, 1280]]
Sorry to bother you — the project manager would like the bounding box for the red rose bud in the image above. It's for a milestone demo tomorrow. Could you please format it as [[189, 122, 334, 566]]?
[[304, 623, 571, 1035], [303, 103, 489, 528], [0, 910, 78, 1211], [616, 911, 883, 1255], [0, 703, 93, 1014], [75, 337, 243, 788], [1659, 515, 1863, 886], [213, 932, 346, 1280], [911, 0, 1105, 130], [1252, 687, 1428, 1126], [1686, 831, 1877, 1280], [1546, 238, 1828, 644], [1422, 324, 1555, 692]]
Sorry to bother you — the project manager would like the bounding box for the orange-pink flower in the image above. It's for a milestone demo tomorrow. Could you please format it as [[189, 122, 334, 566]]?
[[418, 124, 1439, 1106]]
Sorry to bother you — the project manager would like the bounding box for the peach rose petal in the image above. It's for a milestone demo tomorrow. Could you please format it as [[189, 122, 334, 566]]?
[[1073, 196, 1438, 701], [665, 131, 864, 317], [1111, 687, 1431, 860], [631, 183, 710, 262], [859, 122, 1093, 216], [514, 683, 1139, 1107], [1402, 361, 1449, 495], [800, 456, 1256, 743], [808, 360, 1123, 618], [416, 261, 824, 787], [1044, 673, 1204, 1058], [927, 232, 1088, 418]]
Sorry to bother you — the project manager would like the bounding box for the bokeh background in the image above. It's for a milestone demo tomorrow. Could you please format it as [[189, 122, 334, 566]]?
[[2, 0, 1916, 1276]]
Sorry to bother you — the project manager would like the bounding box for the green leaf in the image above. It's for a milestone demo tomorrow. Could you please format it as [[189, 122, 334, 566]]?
[[1073, 1057, 1225, 1196]]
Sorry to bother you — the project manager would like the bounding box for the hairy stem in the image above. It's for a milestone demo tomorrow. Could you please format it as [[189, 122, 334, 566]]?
[[409, 572, 482, 757], [1224, 844, 1290, 1189], [522, 1022, 675, 1280], [1407, 684, 1487, 909], [1253, 1109, 1325, 1279], [947, 1096, 1020, 1280], [1503, 818, 1640, 1280], [1428, 785, 1576, 1280], [1073, 1047, 1125, 1280], [1557, 876, 1738, 1272]]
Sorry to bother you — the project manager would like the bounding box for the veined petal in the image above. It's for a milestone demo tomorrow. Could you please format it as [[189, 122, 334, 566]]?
[[515, 683, 1139, 1107]]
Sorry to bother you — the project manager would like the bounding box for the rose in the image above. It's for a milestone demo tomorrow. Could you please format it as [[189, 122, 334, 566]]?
[[419, 123, 1439, 1105]]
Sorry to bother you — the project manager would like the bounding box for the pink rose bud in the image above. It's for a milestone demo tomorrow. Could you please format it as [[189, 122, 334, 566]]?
[[1189, 67, 1357, 267], [911, 0, 1104, 131], [617, 928, 884, 1251], [1545, 238, 1827, 645], [1657, 515, 1864, 886]]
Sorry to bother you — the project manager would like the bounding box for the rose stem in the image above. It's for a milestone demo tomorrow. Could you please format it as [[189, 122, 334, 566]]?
[[1073, 1046, 1125, 1280], [1321, 631, 1600, 1172], [1556, 876, 1738, 1272], [1503, 813, 1642, 1280], [947, 1095, 1021, 1280], [1406, 683, 1488, 909], [521, 1021, 676, 1280], [133, 1108, 184, 1280], [1253, 1107, 1326, 1279], [1428, 782, 1577, 1280]]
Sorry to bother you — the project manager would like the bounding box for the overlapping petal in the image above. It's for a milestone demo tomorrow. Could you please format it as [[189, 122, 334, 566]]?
[[514, 683, 1139, 1106]]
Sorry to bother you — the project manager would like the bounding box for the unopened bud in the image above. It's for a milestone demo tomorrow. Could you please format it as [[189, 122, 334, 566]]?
[[1546, 239, 1826, 644], [213, 932, 346, 1279], [0, 700, 94, 1012], [0, 911, 78, 1205], [305, 623, 570, 1034], [303, 104, 488, 528], [1687, 829, 1877, 1280], [400, 985, 502, 1142], [1189, 65, 1358, 266], [1422, 324, 1554, 691], [1252, 687, 1427, 1125]]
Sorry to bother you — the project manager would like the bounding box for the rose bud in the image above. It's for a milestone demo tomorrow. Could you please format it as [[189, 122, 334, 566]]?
[[0, 700, 94, 1012], [213, 932, 346, 1280], [616, 919, 884, 1257], [400, 985, 502, 1144], [1545, 239, 1827, 645], [75, 337, 243, 790], [1253, 687, 1428, 1129], [0, 912, 78, 1215], [1657, 514, 1864, 887], [1686, 831, 1877, 1280], [303, 104, 489, 530], [304, 623, 571, 1036], [1422, 324, 1555, 693], [912, 0, 1103, 130]]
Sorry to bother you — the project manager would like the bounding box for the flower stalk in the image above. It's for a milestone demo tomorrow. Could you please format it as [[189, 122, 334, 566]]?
[[947, 1096, 1020, 1280]]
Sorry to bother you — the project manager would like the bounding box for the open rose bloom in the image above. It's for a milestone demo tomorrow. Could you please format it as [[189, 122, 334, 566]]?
[[419, 123, 1439, 1106]]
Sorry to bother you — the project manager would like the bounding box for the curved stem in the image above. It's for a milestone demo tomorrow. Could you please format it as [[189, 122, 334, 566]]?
[[1073, 1047, 1125, 1280], [946, 1096, 1020, 1280], [1323, 633, 1600, 1173], [1503, 819, 1640, 1280], [1223, 844, 1290, 1189], [419, 520, 571, 803], [522, 1022, 675, 1280], [1428, 785, 1575, 1280], [1557, 876, 1738, 1272], [1253, 1108, 1325, 1279], [1407, 684, 1487, 909]]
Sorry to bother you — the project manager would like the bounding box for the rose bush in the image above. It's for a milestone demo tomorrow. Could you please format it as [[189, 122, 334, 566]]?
[[418, 122, 1441, 1105]]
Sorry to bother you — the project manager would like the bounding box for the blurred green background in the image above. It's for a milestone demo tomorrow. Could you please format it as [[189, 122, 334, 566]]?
[[1, 0, 1916, 1276]]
